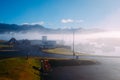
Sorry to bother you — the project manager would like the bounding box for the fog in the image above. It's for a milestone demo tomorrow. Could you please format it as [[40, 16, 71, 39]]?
[[1, 9, 120, 56], [1, 30, 120, 56]]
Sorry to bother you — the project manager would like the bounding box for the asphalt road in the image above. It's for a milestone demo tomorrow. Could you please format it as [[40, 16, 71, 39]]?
[[47, 56, 120, 80]]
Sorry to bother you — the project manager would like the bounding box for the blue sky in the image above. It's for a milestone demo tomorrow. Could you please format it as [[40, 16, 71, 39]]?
[[0, 0, 120, 28]]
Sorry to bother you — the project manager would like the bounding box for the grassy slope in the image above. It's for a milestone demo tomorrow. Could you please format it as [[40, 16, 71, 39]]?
[[0, 45, 10, 50], [42, 48, 83, 55], [0, 45, 9, 48], [0, 41, 10, 49], [42, 48, 72, 55], [0, 57, 41, 80]]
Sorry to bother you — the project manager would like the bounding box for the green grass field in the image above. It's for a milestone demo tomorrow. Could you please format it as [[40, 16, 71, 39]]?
[[0, 57, 41, 80], [42, 48, 73, 55], [0, 40, 41, 80], [42, 48, 84, 55], [0, 41, 10, 49]]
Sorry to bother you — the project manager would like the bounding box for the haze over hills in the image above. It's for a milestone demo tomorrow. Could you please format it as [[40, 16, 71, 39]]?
[[0, 23, 48, 33], [1, 23, 120, 56], [0, 23, 104, 34], [0, 23, 74, 33]]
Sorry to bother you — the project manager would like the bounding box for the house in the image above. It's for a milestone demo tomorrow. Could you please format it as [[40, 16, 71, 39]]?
[[8, 37, 17, 48]]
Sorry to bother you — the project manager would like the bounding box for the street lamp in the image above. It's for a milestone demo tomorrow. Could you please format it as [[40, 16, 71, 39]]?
[[72, 31, 79, 59], [73, 31, 75, 59]]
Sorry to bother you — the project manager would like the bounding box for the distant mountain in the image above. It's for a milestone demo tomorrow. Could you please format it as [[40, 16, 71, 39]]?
[[0, 23, 46, 33], [0, 23, 82, 34], [0, 23, 104, 34]]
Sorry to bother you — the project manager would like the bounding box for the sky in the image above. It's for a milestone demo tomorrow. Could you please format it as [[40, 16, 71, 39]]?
[[1, 0, 120, 56], [0, 0, 120, 29]]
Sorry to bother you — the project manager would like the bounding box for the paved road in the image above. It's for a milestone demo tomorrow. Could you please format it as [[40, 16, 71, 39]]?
[[47, 56, 120, 80]]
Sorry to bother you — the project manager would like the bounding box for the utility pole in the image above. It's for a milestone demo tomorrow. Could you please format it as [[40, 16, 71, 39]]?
[[73, 31, 75, 59]]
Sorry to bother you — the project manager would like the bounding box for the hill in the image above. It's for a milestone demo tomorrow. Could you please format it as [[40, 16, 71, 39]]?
[[0, 23, 82, 34]]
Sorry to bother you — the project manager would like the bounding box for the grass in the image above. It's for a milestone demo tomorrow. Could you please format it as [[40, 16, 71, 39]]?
[[42, 48, 74, 55], [0, 57, 41, 80], [0, 40, 6, 44], [0, 43, 10, 50], [0, 41, 41, 80], [0, 40, 11, 49], [42, 48, 84, 55], [0, 45, 10, 49]]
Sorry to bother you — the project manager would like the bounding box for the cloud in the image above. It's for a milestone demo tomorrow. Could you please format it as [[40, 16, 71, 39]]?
[[61, 19, 74, 23], [31, 21, 45, 25], [62, 26, 72, 29], [22, 21, 45, 25], [61, 19, 84, 23], [22, 23, 29, 25]]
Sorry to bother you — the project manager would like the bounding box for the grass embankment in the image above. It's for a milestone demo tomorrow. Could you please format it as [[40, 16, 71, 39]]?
[[0, 57, 41, 80], [0, 45, 9, 48], [0, 45, 10, 49], [42, 48, 84, 55], [0, 40, 10, 50]]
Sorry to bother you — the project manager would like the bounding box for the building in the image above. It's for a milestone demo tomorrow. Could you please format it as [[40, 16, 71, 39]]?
[[40, 36, 56, 49], [42, 36, 47, 41], [8, 37, 17, 48], [30, 36, 57, 49], [40, 40, 56, 49]]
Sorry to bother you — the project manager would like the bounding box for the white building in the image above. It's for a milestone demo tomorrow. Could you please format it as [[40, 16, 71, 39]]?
[[42, 36, 47, 41], [30, 36, 56, 49], [40, 36, 56, 49]]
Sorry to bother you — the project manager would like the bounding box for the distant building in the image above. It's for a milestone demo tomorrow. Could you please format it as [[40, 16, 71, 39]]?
[[30, 40, 42, 45], [30, 36, 56, 49], [19, 39, 31, 45], [8, 37, 17, 48], [42, 36, 47, 41], [30, 36, 72, 49], [40, 36, 56, 49], [8, 37, 17, 44], [40, 40, 56, 49]]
